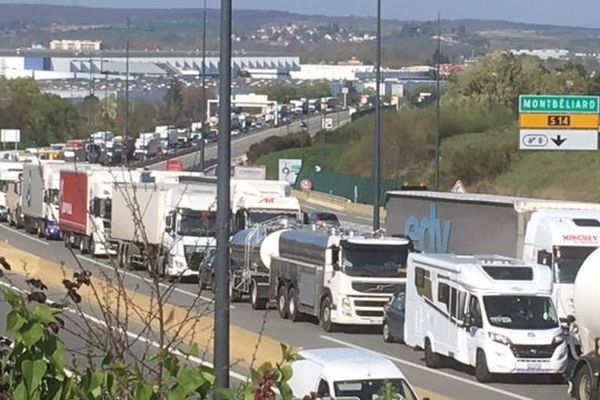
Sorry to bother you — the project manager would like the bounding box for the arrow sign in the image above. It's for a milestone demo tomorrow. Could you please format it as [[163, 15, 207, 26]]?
[[551, 135, 567, 147]]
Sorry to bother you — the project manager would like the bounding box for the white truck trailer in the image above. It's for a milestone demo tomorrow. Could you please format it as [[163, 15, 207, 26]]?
[[232, 225, 412, 332], [386, 191, 600, 321], [111, 182, 217, 278], [231, 179, 301, 232], [404, 253, 567, 382], [21, 161, 65, 239], [567, 248, 600, 400]]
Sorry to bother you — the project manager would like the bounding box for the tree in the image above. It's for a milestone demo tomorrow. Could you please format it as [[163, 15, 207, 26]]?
[[181, 86, 215, 123], [159, 78, 184, 125]]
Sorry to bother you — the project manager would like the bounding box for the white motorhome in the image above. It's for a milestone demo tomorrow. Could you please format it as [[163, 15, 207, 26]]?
[[404, 253, 567, 382], [288, 348, 420, 400], [231, 179, 301, 232]]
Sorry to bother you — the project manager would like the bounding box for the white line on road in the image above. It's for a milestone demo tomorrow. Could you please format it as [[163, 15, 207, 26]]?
[[320, 335, 535, 400], [76, 255, 227, 307], [0, 224, 49, 246]]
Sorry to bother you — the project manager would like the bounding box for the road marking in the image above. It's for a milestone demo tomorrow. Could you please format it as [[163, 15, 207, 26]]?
[[320, 335, 535, 400], [0, 224, 49, 246], [0, 280, 247, 382], [75, 255, 226, 307]]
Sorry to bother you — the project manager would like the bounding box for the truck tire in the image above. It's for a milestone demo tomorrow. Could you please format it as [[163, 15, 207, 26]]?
[[250, 281, 267, 310], [288, 287, 303, 322], [475, 349, 493, 383], [79, 237, 88, 255], [424, 338, 444, 369], [277, 285, 289, 319], [574, 366, 597, 400], [320, 297, 337, 332]]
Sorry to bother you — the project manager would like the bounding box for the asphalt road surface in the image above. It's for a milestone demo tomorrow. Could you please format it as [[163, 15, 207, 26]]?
[[0, 222, 572, 400]]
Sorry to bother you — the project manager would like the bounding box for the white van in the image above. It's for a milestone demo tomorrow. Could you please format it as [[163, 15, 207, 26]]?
[[404, 253, 568, 382], [288, 348, 421, 400]]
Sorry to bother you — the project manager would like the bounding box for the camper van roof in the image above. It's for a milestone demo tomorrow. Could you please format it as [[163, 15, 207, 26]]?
[[409, 253, 552, 294], [386, 191, 600, 213], [298, 348, 405, 382]]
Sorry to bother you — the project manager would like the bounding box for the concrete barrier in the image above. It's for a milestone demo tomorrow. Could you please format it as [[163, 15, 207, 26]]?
[[293, 189, 386, 220]]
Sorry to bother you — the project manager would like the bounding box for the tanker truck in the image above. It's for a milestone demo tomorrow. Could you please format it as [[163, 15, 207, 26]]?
[[230, 223, 412, 332], [568, 247, 600, 400]]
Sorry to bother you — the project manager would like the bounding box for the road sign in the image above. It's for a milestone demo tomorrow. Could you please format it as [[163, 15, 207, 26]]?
[[519, 95, 600, 114], [519, 129, 598, 151], [451, 180, 466, 193], [519, 113, 599, 129], [0, 129, 20, 143]]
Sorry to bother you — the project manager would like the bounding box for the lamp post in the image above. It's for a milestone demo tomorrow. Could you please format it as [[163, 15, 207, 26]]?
[[372, 0, 382, 231]]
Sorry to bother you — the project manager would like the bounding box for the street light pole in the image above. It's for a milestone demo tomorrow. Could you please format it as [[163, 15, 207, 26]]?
[[124, 16, 130, 166], [372, 0, 382, 231], [214, 0, 232, 395], [434, 13, 441, 190], [199, 0, 207, 171]]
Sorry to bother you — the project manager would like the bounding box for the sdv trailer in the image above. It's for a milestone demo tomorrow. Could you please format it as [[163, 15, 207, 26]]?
[[386, 191, 600, 321], [232, 225, 412, 332], [21, 161, 65, 239], [111, 181, 217, 278]]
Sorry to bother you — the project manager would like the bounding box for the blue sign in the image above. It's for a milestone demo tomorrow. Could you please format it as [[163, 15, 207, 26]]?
[[404, 204, 451, 253]]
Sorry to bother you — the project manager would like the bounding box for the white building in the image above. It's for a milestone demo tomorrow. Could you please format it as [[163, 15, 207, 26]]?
[[290, 64, 374, 81], [50, 40, 102, 51]]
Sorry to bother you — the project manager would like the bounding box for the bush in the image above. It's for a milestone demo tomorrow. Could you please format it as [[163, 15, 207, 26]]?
[[246, 132, 311, 163]]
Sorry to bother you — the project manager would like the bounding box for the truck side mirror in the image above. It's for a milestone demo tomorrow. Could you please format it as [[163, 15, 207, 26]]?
[[331, 246, 340, 271], [537, 250, 553, 267], [165, 215, 172, 233], [462, 313, 472, 329]]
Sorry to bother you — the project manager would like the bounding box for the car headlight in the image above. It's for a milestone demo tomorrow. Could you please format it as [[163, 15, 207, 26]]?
[[552, 334, 565, 345], [341, 297, 352, 311], [489, 332, 513, 346]]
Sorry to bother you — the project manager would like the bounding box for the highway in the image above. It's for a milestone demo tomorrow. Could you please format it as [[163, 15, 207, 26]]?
[[0, 221, 571, 400], [146, 110, 351, 171]]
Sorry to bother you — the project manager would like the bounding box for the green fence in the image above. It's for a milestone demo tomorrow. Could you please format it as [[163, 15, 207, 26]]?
[[294, 170, 403, 206]]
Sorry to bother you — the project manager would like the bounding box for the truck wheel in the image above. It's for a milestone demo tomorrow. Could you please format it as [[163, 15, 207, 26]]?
[[475, 349, 493, 383], [424, 338, 444, 369], [277, 285, 289, 319], [320, 297, 337, 332], [288, 287, 303, 322], [574, 366, 597, 400], [79, 237, 88, 255], [250, 281, 267, 310]]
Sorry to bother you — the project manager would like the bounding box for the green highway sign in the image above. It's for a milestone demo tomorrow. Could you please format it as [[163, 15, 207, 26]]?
[[519, 95, 600, 114]]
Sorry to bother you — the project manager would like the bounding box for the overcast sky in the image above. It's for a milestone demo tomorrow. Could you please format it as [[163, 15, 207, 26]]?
[[2, 0, 600, 28]]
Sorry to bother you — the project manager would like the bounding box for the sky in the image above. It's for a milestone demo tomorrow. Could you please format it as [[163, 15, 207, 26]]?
[[2, 0, 600, 29]]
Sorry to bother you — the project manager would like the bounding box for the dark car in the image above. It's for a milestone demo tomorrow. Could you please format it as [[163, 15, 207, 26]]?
[[383, 292, 406, 343], [199, 248, 217, 291], [304, 212, 341, 227]]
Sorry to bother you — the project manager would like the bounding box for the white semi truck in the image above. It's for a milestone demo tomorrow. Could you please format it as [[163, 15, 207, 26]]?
[[386, 191, 600, 321], [111, 181, 217, 278], [231, 179, 301, 232], [567, 248, 600, 400], [231, 224, 412, 332], [0, 161, 24, 222], [20, 161, 65, 239]]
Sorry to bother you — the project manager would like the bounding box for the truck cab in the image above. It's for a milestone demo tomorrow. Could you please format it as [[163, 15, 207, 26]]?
[[161, 185, 217, 278], [523, 209, 600, 321]]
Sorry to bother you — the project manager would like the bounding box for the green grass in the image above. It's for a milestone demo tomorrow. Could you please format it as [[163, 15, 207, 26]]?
[[254, 144, 346, 180]]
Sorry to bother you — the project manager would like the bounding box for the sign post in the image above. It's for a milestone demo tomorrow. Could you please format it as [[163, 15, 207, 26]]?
[[518, 95, 599, 151]]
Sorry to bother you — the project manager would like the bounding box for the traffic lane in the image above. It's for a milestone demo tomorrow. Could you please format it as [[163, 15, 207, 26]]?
[[301, 201, 372, 232], [0, 226, 560, 400]]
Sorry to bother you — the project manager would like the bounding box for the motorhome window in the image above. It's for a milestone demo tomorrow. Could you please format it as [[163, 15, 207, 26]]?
[[469, 296, 483, 328], [438, 282, 450, 310], [483, 296, 559, 330], [450, 288, 458, 319], [573, 219, 600, 227], [482, 266, 533, 281], [334, 379, 417, 400], [553, 246, 596, 284], [455, 290, 467, 321], [341, 245, 409, 278], [178, 210, 217, 237], [415, 267, 432, 301]]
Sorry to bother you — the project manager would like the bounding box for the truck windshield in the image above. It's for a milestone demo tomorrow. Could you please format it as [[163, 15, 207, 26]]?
[[178, 211, 217, 237], [247, 211, 297, 226], [334, 379, 417, 400], [483, 296, 559, 330], [554, 246, 596, 284], [341, 245, 408, 278]]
